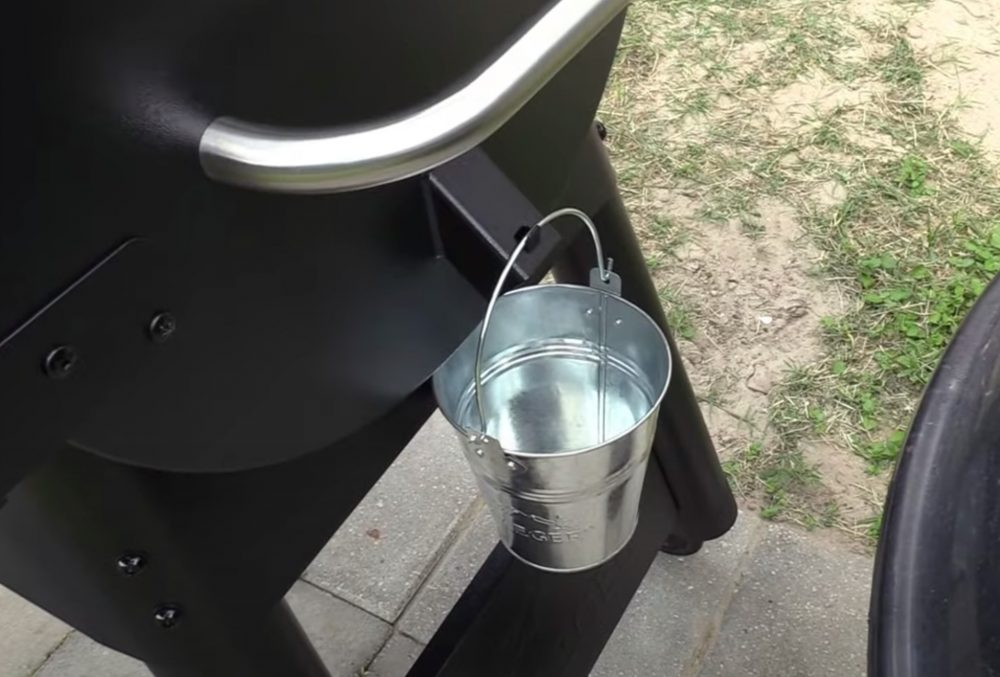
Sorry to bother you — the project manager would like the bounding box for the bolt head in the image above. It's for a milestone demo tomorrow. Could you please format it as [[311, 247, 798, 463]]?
[[116, 552, 146, 576], [148, 312, 176, 343], [154, 604, 182, 629], [595, 120, 608, 141], [43, 346, 77, 379]]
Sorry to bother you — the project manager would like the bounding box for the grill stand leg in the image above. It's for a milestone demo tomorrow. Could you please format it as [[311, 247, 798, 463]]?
[[552, 131, 738, 545]]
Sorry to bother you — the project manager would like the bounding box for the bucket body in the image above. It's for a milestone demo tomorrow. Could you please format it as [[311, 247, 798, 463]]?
[[434, 284, 671, 572]]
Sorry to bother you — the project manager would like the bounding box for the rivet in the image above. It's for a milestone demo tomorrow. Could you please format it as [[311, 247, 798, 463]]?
[[148, 312, 176, 343], [615, 319, 623, 326], [43, 346, 78, 379], [475, 448, 485, 457], [506, 460, 518, 471], [153, 604, 182, 629]]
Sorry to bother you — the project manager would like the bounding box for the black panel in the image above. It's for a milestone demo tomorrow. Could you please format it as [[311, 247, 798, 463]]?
[[0, 217, 483, 473]]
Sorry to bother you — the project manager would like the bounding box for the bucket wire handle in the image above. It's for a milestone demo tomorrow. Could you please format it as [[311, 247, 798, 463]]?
[[473, 207, 611, 436]]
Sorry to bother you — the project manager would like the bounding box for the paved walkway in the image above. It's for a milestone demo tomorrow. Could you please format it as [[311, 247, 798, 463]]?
[[2, 414, 873, 676]]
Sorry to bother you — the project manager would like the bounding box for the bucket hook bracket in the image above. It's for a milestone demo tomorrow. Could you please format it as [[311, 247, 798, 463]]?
[[589, 261, 621, 296]]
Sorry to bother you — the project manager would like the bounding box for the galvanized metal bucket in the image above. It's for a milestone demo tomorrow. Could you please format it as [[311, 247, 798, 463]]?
[[433, 208, 672, 572]]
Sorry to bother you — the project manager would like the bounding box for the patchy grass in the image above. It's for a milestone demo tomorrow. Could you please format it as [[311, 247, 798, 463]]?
[[601, 0, 1000, 542], [659, 287, 698, 340], [798, 26, 1000, 480]]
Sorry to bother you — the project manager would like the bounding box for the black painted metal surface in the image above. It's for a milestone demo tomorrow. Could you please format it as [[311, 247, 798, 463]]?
[[1, 0, 614, 476], [1, 2, 737, 675], [870, 273, 1000, 677]]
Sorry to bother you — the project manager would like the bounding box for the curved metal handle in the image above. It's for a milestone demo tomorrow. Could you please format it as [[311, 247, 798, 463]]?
[[473, 208, 609, 434], [199, 0, 631, 194]]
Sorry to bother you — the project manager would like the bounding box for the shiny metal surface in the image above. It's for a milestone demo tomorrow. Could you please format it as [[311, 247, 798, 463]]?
[[199, 0, 632, 193], [465, 341, 655, 453], [434, 284, 671, 572], [474, 208, 611, 430]]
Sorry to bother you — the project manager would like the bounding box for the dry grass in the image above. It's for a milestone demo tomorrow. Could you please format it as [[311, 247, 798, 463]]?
[[601, 0, 1000, 543]]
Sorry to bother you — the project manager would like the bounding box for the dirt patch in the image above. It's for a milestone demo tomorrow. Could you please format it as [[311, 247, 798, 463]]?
[[909, 0, 1000, 153], [764, 74, 882, 132], [812, 180, 848, 207], [802, 442, 888, 525], [844, 0, 908, 25], [660, 198, 843, 450]]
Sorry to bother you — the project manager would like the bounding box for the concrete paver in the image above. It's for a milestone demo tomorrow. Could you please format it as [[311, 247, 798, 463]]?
[[33, 581, 391, 677], [398, 504, 497, 643], [0, 585, 71, 677], [286, 581, 392, 676], [304, 413, 479, 622], [366, 632, 426, 677], [33, 632, 147, 677], [591, 511, 763, 677], [697, 524, 872, 677]]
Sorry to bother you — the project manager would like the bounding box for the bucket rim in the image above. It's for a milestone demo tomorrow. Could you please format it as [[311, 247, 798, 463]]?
[[432, 283, 673, 459]]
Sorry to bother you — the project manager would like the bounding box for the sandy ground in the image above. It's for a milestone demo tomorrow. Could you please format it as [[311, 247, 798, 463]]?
[[625, 0, 1000, 538], [910, 0, 1000, 152]]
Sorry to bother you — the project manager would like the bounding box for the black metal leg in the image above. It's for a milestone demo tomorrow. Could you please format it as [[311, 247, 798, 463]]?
[[553, 132, 737, 544], [143, 600, 329, 677], [661, 533, 703, 556]]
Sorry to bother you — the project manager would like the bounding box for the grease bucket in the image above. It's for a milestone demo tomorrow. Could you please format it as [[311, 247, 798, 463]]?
[[433, 208, 672, 572]]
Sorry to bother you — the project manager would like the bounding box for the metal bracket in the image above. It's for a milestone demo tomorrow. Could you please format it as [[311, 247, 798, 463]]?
[[590, 266, 621, 296]]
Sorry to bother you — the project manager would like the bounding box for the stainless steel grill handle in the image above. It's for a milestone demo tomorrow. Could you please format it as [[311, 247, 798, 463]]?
[[199, 0, 631, 194]]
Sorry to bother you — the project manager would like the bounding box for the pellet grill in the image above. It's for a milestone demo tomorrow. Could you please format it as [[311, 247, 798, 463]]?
[[0, 1, 737, 675]]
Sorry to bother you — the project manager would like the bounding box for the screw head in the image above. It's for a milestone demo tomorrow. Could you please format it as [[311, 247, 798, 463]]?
[[43, 346, 78, 379], [116, 552, 146, 576], [595, 120, 608, 141], [148, 312, 176, 343], [153, 604, 182, 629]]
